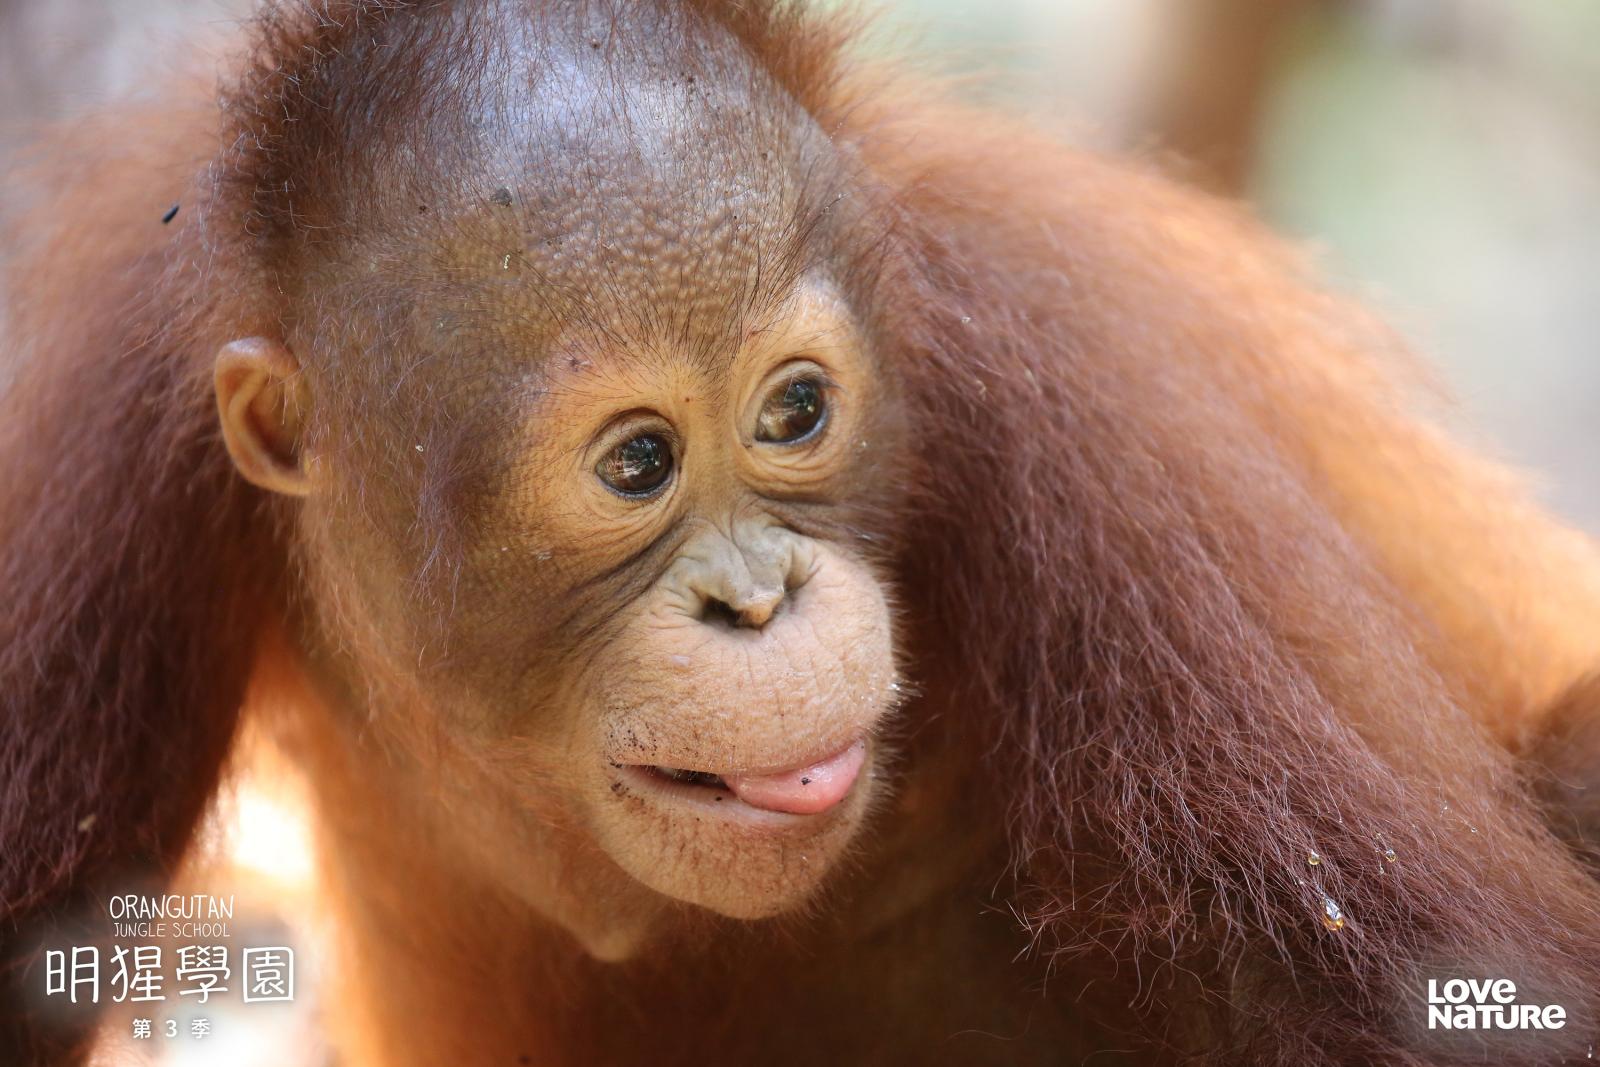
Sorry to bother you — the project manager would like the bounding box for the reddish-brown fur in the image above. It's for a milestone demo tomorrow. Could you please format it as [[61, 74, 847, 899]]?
[[5, 2, 1600, 1063]]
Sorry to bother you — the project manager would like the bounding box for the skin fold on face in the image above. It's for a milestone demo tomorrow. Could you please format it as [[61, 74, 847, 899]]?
[[545, 291, 902, 920], [459, 284, 903, 927]]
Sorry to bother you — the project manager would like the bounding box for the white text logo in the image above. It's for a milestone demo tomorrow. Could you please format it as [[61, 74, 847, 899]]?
[[1426, 979, 1566, 1030]]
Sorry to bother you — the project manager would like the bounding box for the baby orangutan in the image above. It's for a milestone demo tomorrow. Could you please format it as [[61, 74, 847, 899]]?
[[5, 1, 1600, 1065]]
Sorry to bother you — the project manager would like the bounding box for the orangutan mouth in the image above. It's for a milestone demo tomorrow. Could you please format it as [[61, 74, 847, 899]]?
[[630, 739, 868, 816]]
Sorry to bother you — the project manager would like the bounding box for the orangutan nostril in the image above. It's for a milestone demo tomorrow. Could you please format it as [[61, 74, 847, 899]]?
[[701, 597, 744, 628]]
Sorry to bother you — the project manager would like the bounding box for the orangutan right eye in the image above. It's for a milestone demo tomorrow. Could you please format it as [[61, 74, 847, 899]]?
[[597, 433, 674, 497]]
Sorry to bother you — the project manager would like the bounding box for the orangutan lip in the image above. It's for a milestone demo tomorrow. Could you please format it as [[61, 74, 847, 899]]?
[[616, 763, 769, 818], [646, 765, 728, 790]]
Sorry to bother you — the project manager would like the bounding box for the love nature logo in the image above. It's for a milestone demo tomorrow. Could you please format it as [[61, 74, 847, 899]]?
[[1425, 977, 1566, 1031]]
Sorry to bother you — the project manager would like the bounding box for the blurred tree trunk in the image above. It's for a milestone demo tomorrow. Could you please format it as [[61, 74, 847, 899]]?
[[1142, 0, 1315, 196]]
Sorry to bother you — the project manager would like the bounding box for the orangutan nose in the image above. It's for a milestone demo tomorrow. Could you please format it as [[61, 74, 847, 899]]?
[[683, 527, 811, 630]]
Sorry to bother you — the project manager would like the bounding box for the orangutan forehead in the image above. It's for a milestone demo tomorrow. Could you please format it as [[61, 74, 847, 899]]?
[[439, 84, 823, 340], [326, 4, 843, 358]]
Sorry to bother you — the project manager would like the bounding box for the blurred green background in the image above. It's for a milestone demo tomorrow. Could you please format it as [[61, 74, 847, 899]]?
[[4, 0, 1596, 530], [861, 0, 1600, 533]]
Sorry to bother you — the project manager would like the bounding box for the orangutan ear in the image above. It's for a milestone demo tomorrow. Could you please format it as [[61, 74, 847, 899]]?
[[214, 337, 313, 497]]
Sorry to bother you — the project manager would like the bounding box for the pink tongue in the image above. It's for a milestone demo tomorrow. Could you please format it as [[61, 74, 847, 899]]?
[[723, 740, 867, 815]]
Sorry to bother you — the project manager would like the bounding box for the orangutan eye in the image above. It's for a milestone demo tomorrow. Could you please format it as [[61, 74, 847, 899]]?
[[755, 374, 828, 444], [597, 433, 674, 497]]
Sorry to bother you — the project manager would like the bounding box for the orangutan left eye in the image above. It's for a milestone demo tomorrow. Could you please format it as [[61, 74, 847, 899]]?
[[755, 375, 828, 444]]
